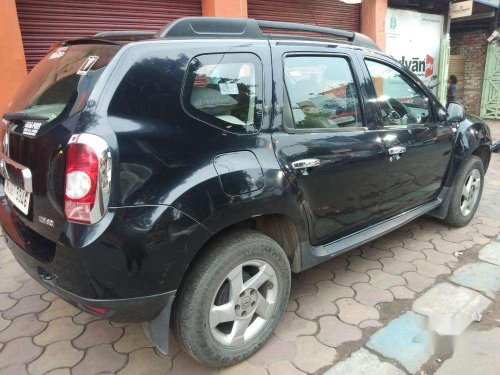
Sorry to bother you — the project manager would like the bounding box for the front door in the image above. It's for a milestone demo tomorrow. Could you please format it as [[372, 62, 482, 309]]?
[[271, 44, 387, 245], [358, 55, 454, 217]]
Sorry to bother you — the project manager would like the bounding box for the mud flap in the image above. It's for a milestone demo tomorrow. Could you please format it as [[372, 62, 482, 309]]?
[[143, 302, 174, 355]]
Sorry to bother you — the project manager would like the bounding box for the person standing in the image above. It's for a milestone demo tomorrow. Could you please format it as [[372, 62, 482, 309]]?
[[447, 75, 458, 105]]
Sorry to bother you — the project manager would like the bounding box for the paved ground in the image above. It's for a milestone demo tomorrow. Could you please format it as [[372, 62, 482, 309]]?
[[0, 122, 499, 375]]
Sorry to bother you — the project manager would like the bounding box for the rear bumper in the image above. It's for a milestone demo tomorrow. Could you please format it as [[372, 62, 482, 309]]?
[[0, 195, 212, 321], [3, 227, 176, 322]]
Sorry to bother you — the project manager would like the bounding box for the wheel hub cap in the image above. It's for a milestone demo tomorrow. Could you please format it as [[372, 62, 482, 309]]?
[[460, 168, 481, 217], [209, 260, 278, 347]]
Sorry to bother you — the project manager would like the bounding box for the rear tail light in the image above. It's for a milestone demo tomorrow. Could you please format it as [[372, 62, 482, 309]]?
[[64, 134, 112, 224]]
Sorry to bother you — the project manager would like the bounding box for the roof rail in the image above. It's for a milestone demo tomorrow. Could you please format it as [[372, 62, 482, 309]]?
[[156, 17, 380, 51], [94, 30, 156, 41]]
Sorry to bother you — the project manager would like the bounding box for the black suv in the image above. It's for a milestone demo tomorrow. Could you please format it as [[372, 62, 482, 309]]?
[[0, 17, 491, 367]]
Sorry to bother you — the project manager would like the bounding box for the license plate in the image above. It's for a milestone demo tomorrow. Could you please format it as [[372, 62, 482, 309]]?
[[4, 179, 31, 215]]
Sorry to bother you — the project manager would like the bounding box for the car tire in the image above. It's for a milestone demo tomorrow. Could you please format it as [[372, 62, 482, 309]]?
[[171, 230, 291, 368], [442, 155, 484, 227]]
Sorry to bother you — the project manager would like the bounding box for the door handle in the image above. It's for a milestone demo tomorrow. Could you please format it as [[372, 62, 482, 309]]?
[[388, 146, 406, 155], [292, 158, 320, 170]]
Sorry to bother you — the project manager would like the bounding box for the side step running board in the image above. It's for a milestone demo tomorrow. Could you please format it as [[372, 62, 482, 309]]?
[[300, 198, 443, 270]]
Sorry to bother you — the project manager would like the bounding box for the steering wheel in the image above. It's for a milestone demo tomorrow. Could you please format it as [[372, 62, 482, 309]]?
[[379, 97, 418, 125]]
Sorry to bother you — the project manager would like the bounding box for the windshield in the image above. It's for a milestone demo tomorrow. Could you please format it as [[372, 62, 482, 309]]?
[[6, 43, 121, 122]]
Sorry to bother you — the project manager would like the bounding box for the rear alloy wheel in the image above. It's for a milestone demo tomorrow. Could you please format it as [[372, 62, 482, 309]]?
[[172, 230, 290, 368], [442, 155, 484, 227]]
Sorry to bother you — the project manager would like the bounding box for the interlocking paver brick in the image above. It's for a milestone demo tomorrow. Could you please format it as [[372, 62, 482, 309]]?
[[221, 360, 268, 375], [28, 340, 84, 375], [3, 295, 49, 320], [440, 230, 473, 243], [296, 295, 338, 319], [324, 348, 405, 375], [0, 314, 46, 343], [317, 316, 362, 347], [367, 311, 432, 374], [391, 247, 426, 262], [450, 262, 500, 298], [118, 347, 172, 375], [38, 299, 80, 322], [292, 336, 337, 373], [478, 239, 500, 265], [0, 337, 43, 370], [390, 285, 415, 299], [461, 240, 476, 249], [275, 312, 317, 341], [0, 315, 11, 332], [73, 343, 127, 375], [367, 269, 405, 290], [336, 298, 379, 325], [360, 246, 393, 261], [0, 262, 26, 279], [412, 229, 441, 242], [359, 319, 383, 328], [40, 291, 58, 302], [114, 323, 153, 353], [403, 272, 435, 293], [10, 279, 47, 299], [333, 268, 369, 286], [347, 256, 381, 273], [44, 369, 71, 375], [73, 320, 123, 349], [422, 249, 458, 265], [171, 352, 218, 375], [72, 310, 100, 325], [413, 259, 451, 278], [371, 238, 403, 250], [289, 278, 317, 300], [432, 238, 466, 254], [353, 283, 393, 306], [0, 292, 17, 310], [0, 278, 22, 293], [2, 364, 28, 375], [402, 238, 433, 251], [247, 335, 296, 366], [34, 316, 84, 345], [316, 280, 354, 302], [380, 257, 416, 275], [0, 249, 15, 265], [412, 283, 491, 336], [469, 232, 491, 245], [473, 223, 499, 237], [268, 360, 305, 375], [300, 267, 333, 284]]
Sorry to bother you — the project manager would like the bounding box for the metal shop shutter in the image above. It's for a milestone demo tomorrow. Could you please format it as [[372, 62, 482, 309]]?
[[248, 0, 360, 34], [16, 0, 202, 70]]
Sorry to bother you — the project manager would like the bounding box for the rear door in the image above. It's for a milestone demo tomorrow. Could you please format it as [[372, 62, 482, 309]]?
[[270, 41, 387, 245], [356, 53, 454, 217]]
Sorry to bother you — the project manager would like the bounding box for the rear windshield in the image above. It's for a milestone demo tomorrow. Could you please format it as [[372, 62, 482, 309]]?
[[6, 43, 121, 121]]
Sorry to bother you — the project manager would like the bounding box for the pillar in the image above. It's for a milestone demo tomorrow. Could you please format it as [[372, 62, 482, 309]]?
[[202, 0, 248, 18], [361, 0, 387, 51], [0, 0, 27, 115]]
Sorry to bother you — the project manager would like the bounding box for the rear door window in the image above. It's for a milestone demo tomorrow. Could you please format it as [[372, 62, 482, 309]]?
[[183, 53, 263, 134], [284, 56, 364, 130], [7, 44, 121, 122]]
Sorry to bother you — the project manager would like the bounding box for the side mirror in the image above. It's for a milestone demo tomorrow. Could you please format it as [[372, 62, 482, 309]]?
[[437, 107, 447, 122], [447, 102, 466, 122]]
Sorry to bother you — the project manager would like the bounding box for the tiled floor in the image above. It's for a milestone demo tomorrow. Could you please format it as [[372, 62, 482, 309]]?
[[0, 122, 499, 374]]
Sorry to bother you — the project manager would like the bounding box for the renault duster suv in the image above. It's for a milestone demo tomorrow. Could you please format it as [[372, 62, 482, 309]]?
[[0, 17, 491, 368]]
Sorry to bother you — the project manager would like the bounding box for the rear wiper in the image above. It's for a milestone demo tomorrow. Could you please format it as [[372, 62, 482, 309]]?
[[3, 112, 49, 122]]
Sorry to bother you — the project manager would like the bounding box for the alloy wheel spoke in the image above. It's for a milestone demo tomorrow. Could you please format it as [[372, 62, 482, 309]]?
[[244, 264, 273, 291], [227, 315, 253, 346], [227, 265, 244, 302], [254, 291, 274, 320], [461, 197, 470, 212], [209, 303, 236, 329], [462, 182, 469, 198]]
